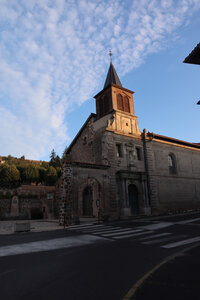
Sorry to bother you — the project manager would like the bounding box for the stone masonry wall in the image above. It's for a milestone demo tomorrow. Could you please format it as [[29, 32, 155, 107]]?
[[68, 116, 95, 163], [59, 163, 73, 225]]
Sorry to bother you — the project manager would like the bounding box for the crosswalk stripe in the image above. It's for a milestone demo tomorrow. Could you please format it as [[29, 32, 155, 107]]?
[[138, 222, 174, 230], [176, 217, 200, 225], [0, 235, 108, 257], [68, 224, 105, 230], [101, 229, 143, 237], [142, 235, 187, 245], [139, 232, 172, 241], [68, 224, 94, 229], [82, 227, 123, 234], [113, 231, 154, 240], [162, 236, 200, 248]]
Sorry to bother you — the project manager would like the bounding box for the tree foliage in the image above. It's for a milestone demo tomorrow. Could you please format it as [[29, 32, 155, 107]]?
[[45, 166, 58, 186], [23, 165, 39, 184], [0, 151, 62, 187], [0, 164, 20, 187]]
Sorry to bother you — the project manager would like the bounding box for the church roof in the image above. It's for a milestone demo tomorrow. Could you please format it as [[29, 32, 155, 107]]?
[[183, 43, 200, 65], [104, 62, 122, 88]]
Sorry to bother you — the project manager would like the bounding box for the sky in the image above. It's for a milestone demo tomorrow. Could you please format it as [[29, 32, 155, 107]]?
[[0, 0, 200, 161]]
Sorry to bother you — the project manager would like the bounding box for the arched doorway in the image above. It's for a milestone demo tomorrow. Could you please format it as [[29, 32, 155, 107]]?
[[82, 186, 93, 216], [128, 184, 139, 215]]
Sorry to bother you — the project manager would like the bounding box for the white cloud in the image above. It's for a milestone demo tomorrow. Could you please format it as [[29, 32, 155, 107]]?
[[0, 0, 200, 159]]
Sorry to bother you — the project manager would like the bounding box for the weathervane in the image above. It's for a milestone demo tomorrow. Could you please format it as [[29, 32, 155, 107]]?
[[109, 49, 112, 62]]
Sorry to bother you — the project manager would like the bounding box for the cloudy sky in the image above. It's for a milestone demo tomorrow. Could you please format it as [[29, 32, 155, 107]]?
[[0, 0, 200, 160]]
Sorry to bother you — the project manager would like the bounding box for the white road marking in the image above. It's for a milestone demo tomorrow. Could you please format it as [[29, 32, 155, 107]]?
[[84, 227, 128, 234], [68, 224, 105, 230], [67, 224, 94, 229], [138, 222, 174, 230], [142, 235, 187, 245], [101, 229, 143, 237], [139, 232, 172, 241], [176, 217, 200, 225], [78, 226, 120, 233], [162, 236, 200, 249], [0, 235, 108, 257], [113, 231, 154, 240]]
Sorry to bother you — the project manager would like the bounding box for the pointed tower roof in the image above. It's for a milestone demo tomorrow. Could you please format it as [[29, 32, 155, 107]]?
[[104, 62, 122, 89]]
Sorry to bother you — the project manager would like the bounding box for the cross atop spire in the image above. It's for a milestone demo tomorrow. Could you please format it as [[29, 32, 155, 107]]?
[[109, 49, 112, 62]]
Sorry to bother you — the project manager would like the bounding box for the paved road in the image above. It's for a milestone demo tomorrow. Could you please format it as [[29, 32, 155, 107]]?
[[1, 213, 200, 300]]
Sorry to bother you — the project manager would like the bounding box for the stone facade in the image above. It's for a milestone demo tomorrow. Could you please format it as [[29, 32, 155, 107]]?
[[0, 185, 57, 220], [59, 62, 200, 224]]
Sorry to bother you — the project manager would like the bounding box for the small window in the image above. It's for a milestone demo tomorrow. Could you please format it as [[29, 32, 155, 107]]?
[[116, 144, 123, 157], [136, 147, 141, 160], [168, 154, 176, 174]]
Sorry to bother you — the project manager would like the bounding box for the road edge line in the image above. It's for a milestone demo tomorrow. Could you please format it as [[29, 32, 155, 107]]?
[[122, 242, 200, 300]]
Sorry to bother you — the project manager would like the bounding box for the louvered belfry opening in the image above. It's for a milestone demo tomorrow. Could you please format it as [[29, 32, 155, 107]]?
[[117, 94, 130, 113]]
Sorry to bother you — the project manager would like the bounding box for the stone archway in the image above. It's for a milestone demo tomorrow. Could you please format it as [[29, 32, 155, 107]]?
[[80, 178, 101, 218], [128, 184, 139, 215], [82, 186, 93, 216]]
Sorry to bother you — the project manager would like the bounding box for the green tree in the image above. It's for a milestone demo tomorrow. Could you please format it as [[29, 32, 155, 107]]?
[[55, 167, 62, 178], [49, 149, 61, 168], [38, 167, 47, 184], [23, 165, 39, 184], [0, 164, 20, 187], [45, 166, 57, 186], [41, 161, 49, 169]]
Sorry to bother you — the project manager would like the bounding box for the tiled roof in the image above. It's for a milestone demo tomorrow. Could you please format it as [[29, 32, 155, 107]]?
[[147, 132, 200, 149]]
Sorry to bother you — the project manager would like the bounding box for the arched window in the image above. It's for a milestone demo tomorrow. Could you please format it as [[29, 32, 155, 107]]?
[[168, 154, 176, 174], [117, 94, 123, 111], [124, 96, 130, 113]]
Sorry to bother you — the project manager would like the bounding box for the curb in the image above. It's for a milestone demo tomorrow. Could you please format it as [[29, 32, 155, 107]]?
[[123, 242, 200, 300]]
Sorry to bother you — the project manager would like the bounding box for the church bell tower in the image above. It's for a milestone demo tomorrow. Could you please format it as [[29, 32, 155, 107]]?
[[94, 57, 141, 136]]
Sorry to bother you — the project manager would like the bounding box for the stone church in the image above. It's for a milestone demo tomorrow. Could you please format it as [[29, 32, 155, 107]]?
[[59, 61, 200, 224]]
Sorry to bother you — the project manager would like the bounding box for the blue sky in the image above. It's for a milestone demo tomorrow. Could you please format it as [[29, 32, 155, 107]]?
[[0, 0, 200, 161]]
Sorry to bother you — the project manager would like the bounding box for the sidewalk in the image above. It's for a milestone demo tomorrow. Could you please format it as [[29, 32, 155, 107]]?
[[0, 217, 98, 235], [126, 243, 200, 300], [0, 219, 62, 234]]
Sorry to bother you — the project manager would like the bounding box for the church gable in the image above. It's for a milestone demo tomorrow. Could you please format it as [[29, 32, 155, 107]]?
[[65, 113, 96, 163]]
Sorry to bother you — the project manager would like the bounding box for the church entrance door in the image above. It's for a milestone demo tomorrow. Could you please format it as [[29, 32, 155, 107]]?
[[82, 187, 93, 216], [128, 184, 139, 215]]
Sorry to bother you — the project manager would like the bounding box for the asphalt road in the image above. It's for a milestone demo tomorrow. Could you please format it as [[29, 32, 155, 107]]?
[[1, 213, 200, 300]]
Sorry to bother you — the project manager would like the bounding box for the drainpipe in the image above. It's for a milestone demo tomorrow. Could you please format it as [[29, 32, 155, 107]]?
[[142, 129, 151, 207]]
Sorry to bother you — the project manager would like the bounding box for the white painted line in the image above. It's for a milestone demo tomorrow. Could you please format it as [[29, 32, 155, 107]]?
[[0, 235, 108, 257], [69, 224, 105, 230], [89, 227, 130, 234], [176, 217, 200, 224], [68, 224, 96, 229], [162, 236, 200, 249], [139, 222, 174, 231], [114, 231, 154, 240], [139, 232, 172, 241], [142, 235, 187, 245], [80, 226, 119, 233], [101, 229, 143, 237]]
